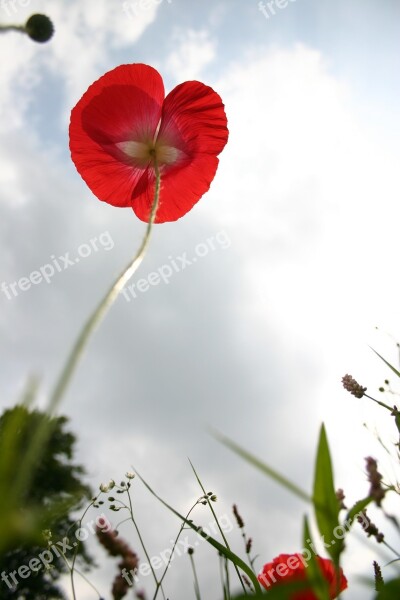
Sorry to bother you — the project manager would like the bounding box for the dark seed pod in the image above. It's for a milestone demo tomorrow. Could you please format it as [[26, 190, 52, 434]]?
[[25, 14, 54, 43]]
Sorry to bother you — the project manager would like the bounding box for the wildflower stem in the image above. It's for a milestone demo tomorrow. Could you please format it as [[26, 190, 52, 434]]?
[[382, 539, 400, 558], [68, 566, 103, 597], [189, 551, 202, 600], [189, 460, 246, 595], [126, 484, 165, 598], [69, 496, 99, 600], [224, 554, 231, 600], [135, 469, 262, 593], [55, 545, 103, 600], [364, 394, 393, 411], [219, 554, 229, 600], [153, 501, 199, 600]]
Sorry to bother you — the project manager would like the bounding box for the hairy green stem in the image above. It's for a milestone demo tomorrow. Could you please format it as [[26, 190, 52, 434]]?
[[49, 160, 161, 412], [12, 162, 161, 505]]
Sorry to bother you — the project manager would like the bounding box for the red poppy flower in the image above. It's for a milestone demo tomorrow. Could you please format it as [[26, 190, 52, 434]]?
[[258, 553, 347, 599], [69, 63, 228, 223]]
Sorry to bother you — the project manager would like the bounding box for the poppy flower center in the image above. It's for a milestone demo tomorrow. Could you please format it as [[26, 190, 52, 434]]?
[[117, 138, 180, 169]]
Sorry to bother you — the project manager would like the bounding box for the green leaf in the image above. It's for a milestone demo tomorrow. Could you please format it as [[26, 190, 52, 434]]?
[[345, 496, 372, 528], [231, 579, 332, 599], [135, 470, 262, 594], [212, 430, 311, 503], [374, 577, 400, 598], [303, 515, 330, 600], [312, 424, 343, 563]]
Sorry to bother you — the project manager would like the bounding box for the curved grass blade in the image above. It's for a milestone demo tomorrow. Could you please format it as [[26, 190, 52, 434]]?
[[212, 430, 311, 503], [370, 348, 400, 379], [370, 348, 400, 441]]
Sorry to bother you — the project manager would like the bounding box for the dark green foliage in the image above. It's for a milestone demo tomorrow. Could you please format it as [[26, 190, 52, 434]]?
[[374, 577, 400, 599], [0, 405, 93, 599]]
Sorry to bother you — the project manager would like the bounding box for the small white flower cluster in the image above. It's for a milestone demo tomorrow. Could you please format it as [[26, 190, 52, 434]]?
[[99, 473, 135, 493], [99, 479, 115, 493]]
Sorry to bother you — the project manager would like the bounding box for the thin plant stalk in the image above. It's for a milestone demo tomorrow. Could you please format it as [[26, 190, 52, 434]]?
[[125, 484, 166, 599], [50, 159, 161, 413], [189, 460, 246, 596], [219, 553, 229, 600], [0, 24, 25, 34], [69, 495, 100, 600], [59, 545, 103, 600], [189, 551, 202, 600], [153, 500, 201, 600]]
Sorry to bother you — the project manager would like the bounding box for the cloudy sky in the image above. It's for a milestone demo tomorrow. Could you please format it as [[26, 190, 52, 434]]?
[[1, 0, 400, 598]]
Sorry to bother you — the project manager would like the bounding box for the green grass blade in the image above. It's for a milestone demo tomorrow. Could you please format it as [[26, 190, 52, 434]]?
[[212, 430, 311, 503], [369, 348, 400, 437], [370, 348, 400, 379]]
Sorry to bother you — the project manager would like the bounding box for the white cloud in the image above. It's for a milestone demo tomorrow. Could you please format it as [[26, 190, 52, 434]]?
[[205, 43, 400, 351], [0, 0, 160, 128], [165, 29, 216, 82]]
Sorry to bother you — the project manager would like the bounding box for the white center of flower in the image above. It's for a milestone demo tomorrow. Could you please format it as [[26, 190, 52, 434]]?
[[117, 140, 180, 168]]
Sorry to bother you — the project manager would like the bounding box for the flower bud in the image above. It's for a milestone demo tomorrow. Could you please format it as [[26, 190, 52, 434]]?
[[25, 14, 54, 43]]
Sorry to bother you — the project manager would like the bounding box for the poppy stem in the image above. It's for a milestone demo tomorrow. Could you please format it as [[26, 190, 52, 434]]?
[[49, 158, 161, 412], [10, 161, 162, 509], [0, 24, 25, 34]]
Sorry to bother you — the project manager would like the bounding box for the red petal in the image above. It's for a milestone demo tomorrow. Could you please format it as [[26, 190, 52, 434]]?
[[131, 81, 228, 222], [131, 154, 220, 223], [159, 80, 228, 156], [258, 555, 347, 600], [69, 64, 164, 207]]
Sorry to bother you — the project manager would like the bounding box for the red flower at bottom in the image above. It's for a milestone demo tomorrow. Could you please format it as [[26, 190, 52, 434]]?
[[258, 553, 347, 599]]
